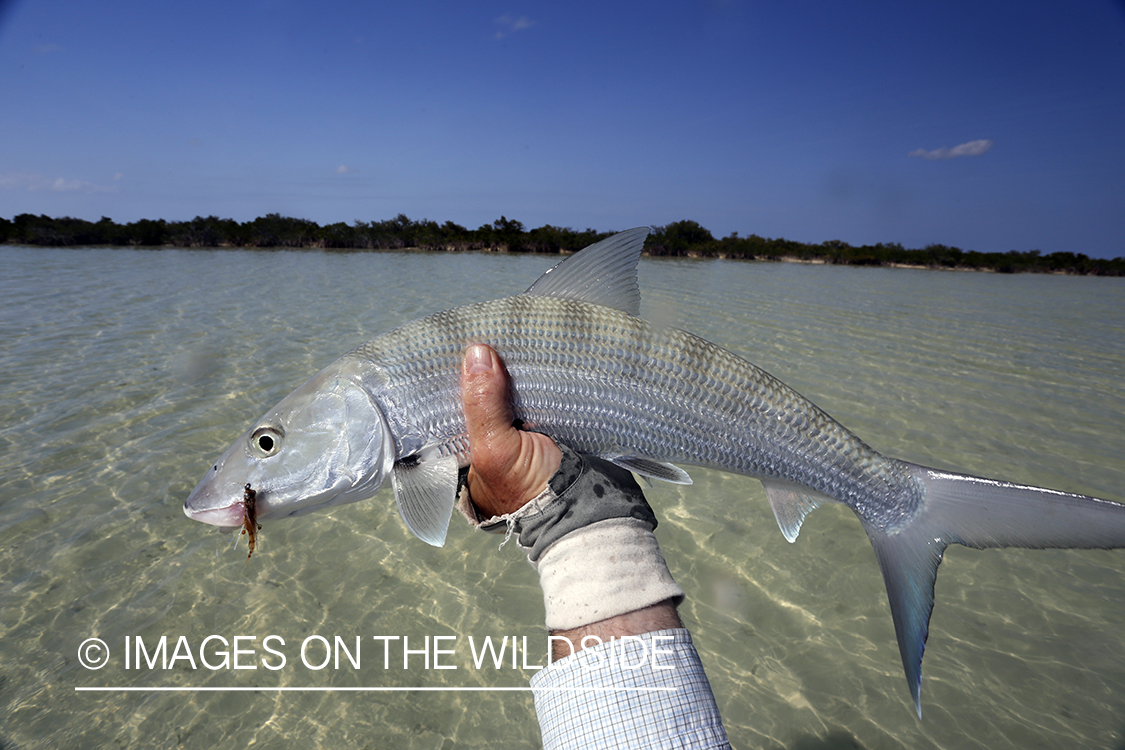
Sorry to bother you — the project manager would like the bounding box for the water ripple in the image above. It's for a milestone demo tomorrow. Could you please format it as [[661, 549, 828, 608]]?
[[2, 247, 1123, 748]]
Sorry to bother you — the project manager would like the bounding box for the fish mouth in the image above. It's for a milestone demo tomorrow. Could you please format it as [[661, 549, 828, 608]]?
[[183, 501, 245, 529], [183, 474, 247, 529]]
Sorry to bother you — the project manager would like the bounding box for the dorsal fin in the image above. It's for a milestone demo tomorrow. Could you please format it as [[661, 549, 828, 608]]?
[[524, 227, 649, 316]]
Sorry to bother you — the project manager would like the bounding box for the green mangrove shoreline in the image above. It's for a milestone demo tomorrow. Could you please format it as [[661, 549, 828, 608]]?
[[4, 213, 1122, 276]]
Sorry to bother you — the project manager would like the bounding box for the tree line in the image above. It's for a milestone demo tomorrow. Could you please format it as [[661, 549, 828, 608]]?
[[2, 213, 1122, 276]]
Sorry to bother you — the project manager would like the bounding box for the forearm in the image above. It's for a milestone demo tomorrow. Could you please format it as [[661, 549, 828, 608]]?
[[459, 346, 729, 748], [549, 600, 682, 660], [464, 450, 727, 747]]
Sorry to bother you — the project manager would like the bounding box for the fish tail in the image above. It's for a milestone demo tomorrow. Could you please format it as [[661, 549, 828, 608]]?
[[865, 462, 1125, 717]]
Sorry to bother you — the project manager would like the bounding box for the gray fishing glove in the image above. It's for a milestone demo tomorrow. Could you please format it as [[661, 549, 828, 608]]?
[[458, 444, 684, 630]]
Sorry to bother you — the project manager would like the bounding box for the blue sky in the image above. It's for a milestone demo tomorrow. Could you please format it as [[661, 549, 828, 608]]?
[[2, 0, 1123, 258]]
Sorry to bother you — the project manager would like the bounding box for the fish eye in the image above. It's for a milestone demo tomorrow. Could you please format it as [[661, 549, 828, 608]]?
[[250, 426, 284, 458]]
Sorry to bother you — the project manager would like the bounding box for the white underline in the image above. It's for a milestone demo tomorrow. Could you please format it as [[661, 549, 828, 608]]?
[[75, 686, 677, 693]]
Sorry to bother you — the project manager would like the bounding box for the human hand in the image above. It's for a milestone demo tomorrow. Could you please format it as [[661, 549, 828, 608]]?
[[460, 343, 562, 519], [459, 344, 682, 650]]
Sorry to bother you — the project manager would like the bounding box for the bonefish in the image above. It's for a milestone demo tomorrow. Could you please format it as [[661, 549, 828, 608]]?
[[185, 227, 1125, 715]]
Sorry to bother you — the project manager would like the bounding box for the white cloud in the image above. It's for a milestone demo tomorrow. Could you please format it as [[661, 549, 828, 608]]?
[[909, 139, 993, 160], [51, 177, 84, 192], [0, 172, 119, 193], [494, 14, 534, 39], [335, 164, 351, 174]]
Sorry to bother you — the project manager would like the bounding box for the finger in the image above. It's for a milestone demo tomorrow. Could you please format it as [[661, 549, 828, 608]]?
[[461, 344, 562, 517], [461, 343, 518, 475]]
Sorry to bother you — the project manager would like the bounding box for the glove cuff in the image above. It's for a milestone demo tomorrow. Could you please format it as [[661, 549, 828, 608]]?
[[535, 517, 684, 631], [457, 444, 683, 630], [457, 444, 658, 562]]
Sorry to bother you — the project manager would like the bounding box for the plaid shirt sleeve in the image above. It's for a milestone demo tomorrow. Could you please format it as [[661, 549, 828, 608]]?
[[529, 628, 731, 750]]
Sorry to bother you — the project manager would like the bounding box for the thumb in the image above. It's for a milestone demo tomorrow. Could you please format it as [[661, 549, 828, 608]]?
[[460, 344, 561, 517], [461, 343, 516, 460]]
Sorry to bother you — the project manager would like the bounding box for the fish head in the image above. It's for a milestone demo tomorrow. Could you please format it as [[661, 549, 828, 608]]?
[[183, 358, 394, 529]]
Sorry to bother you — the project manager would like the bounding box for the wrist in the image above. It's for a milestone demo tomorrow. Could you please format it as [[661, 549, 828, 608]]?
[[549, 601, 683, 661]]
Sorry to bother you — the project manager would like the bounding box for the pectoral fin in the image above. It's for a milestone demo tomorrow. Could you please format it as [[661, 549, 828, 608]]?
[[391, 453, 460, 547]]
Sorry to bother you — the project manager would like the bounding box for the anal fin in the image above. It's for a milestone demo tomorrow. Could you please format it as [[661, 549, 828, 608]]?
[[763, 479, 831, 543]]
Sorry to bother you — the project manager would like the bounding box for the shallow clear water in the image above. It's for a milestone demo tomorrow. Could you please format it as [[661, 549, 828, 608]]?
[[2, 245, 1123, 749]]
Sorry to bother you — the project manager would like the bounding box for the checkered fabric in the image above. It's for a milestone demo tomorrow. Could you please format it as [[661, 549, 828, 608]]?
[[530, 629, 730, 749]]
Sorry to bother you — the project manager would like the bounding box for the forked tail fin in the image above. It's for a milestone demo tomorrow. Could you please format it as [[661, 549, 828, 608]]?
[[864, 463, 1125, 717]]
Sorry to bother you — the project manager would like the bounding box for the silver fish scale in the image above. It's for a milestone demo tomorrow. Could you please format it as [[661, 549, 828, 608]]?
[[352, 294, 920, 529]]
